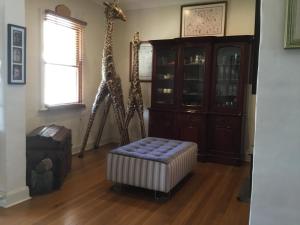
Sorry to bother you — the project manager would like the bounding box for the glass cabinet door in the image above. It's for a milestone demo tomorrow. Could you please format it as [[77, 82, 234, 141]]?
[[215, 46, 241, 108], [182, 47, 206, 106], [154, 48, 176, 105]]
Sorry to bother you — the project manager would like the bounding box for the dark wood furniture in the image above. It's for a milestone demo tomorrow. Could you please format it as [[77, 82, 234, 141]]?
[[148, 36, 253, 165], [26, 124, 72, 191]]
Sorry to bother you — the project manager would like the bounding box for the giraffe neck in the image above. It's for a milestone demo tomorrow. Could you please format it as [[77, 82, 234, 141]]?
[[102, 18, 116, 81], [131, 42, 139, 83]]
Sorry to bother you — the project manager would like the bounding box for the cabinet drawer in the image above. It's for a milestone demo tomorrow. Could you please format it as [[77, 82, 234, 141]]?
[[180, 113, 203, 124], [215, 116, 239, 129], [177, 113, 206, 156], [208, 115, 242, 154]]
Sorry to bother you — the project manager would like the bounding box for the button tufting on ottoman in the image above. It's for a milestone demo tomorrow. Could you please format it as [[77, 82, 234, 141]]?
[[107, 137, 197, 193]]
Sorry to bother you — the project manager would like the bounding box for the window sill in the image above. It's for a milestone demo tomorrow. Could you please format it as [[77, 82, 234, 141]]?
[[40, 103, 86, 111]]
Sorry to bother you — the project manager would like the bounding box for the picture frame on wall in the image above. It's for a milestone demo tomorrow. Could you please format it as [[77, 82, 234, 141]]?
[[284, 0, 300, 48], [8, 24, 26, 84], [180, 2, 227, 37], [129, 41, 153, 82]]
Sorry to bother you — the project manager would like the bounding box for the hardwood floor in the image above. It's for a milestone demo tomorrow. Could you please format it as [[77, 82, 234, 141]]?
[[0, 144, 250, 225]]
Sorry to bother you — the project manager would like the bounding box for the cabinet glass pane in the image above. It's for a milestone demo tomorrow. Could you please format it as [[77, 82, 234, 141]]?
[[182, 47, 205, 106], [155, 49, 176, 104], [215, 47, 240, 108]]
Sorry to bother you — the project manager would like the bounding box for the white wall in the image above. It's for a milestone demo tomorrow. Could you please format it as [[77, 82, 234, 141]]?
[[250, 0, 300, 224], [0, 0, 6, 199], [0, 0, 30, 208], [114, 0, 256, 153], [0, 0, 5, 197], [26, 0, 118, 152]]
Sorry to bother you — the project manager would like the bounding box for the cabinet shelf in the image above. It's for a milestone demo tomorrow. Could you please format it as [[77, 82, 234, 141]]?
[[184, 63, 205, 66], [183, 103, 202, 106], [157, 78, 174, 81], [157, 63, 175, 67], [156, 81, 174, 85], [156, 92, 173, 95], [217, 64, 240, 66], [155, 101, 170, 104], [158, 92, 173, 95], [184, 79, 204, 82], [183, 93, 202, 96], [156, 86, 174, 90], [216, 80, 239, 83], [157, 77, 174, 80]]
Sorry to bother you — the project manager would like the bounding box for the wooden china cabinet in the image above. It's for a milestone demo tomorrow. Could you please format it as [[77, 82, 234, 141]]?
[[148, 36, 253, 165]]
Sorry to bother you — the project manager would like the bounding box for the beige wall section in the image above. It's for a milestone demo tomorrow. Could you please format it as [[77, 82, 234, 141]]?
[[26, 0, 117, 153], [226, 0, 256, 35], [114, 0, 256, 157]]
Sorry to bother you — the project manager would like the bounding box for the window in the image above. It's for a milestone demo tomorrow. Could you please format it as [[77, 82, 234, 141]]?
[[42, 10, 86, 107]]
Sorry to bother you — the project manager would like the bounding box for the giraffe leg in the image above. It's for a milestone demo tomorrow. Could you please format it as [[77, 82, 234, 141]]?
[[107, 79, 129, 145], [137, 107, 146, 138], [110, 98, 128, 146], [94, 96, 112, 149], [113, 78, 127, 122], [124, 97, 135, 130], [79, 82, 108, 158]]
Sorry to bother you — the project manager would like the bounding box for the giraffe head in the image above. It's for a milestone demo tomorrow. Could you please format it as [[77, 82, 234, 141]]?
[[132, 32, 140, 46], [103, 0, 127, 21]]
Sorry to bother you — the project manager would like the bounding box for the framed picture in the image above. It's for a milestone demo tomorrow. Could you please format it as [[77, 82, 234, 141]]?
[[129, 41, 153, 82], [284, 0, 300, 48], [8, 24, 26, 84], [180, 2, 227, 37]]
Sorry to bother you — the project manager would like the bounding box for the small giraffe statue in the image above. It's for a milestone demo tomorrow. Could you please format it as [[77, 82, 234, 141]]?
[[79, 0, 129, 157], [124, 32, 146, 138]]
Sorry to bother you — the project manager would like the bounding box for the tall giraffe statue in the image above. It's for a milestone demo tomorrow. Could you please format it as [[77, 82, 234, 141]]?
[[124, 32, 146, 138], [79, 0, 129, 158]]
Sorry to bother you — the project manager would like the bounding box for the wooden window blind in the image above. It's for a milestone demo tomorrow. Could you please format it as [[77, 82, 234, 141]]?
[[43, 10, 86, 107]]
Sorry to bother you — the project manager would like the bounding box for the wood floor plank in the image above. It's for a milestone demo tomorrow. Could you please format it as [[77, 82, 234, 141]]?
[[0, 144, 250, 225]]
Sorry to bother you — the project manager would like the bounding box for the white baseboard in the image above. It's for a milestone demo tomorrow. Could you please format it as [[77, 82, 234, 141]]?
[[72, 137, 119, 155], [244, 153, 252, 162], [0, 186, 31, 208], [244, 145, 254, 162]]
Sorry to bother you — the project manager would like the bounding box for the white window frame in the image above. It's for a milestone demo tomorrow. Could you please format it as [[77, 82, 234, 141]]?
[[40, 9, 86, 110]]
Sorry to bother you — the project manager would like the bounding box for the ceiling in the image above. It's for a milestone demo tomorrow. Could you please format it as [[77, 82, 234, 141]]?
[[93, 0, 206, 10]]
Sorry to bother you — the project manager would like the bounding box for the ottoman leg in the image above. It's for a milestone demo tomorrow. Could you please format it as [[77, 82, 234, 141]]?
[[111, 183, 123, 193], [154, 190, 171, 201]]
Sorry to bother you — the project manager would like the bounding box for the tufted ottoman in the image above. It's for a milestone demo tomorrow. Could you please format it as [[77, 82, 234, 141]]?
[[107, 137, 197, 193]]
